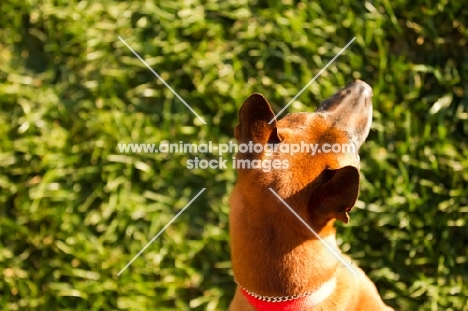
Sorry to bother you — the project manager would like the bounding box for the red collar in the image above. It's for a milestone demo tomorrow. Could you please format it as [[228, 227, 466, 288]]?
[[239, 277, 336, 311]]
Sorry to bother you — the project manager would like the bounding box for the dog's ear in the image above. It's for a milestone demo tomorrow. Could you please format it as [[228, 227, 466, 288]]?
[[234, 93, 282, 145], [310, 166, 360, 224], [317, 80, 372, 149]]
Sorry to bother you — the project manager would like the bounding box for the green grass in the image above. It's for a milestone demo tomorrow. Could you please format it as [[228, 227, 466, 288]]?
[[1, 0, 467, 310]]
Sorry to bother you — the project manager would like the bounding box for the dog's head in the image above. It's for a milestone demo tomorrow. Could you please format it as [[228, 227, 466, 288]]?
[[233, 80, 373, 227]]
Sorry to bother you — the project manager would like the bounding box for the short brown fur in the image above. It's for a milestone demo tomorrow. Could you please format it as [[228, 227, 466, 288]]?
[[229, 81, 393, 310]]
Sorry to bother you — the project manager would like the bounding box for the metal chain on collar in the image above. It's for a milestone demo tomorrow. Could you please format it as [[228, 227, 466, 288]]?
[[234, 261, 350, 303], [234, 279, 314, 302]]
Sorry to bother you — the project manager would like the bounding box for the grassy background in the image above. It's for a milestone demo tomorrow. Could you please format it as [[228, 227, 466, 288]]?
[[1, 0, 467, 310]]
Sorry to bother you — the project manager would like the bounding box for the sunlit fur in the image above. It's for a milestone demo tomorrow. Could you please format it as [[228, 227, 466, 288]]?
[[229, 81, 393, 310]]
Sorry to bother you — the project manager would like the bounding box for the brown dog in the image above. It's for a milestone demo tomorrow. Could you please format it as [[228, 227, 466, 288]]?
[[229, 80, 393, 310]]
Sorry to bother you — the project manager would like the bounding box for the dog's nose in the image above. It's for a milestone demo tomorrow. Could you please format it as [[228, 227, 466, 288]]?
[[348, 80, 373, 98], [316, 80, 373, 149], [318, 80, 373, 113]]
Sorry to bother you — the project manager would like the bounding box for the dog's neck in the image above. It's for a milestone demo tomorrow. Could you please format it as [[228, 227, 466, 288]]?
[[230, 190, 343, 297]]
